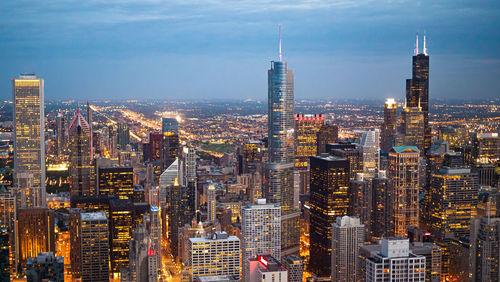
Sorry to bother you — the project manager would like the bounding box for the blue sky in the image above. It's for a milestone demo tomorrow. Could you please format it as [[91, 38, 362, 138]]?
[[0, 0, 499, 101]]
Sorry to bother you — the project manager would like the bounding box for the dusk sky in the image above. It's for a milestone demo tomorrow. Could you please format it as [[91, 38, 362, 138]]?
[[1, 0, 499, 101]]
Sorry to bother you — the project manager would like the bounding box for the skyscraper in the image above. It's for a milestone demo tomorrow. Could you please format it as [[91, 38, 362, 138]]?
[[108, 199, 149, 278], [242, 141, 264, 174], [55, 113, 66, 157], [309, 155, 350, 276], [70, 211, 110, 281], [316, 124, 339, 155], [428, 167, 478, 278], [207, 183, 216, 222], [16, 208, 55, 269], [68, 110, 94, 199], [12, 74, 45, 207], [406, 34, 430, 153], [117, 123, 130, 150], [370, 171, 392, 241], [162, 132, 180, 169], [294, 114, 326, 193], [98, 167, 134, 200], [388, 146, 420, 237], [328, 142, 363, 181], [381, 98, 398, 152], [241, 199, 281, 280], [331, 216, 365, 282], [360, 129, 380, 178], [400, 106, 425, 152], [469, 217, 500, 281], [264, 25, 299, 255]]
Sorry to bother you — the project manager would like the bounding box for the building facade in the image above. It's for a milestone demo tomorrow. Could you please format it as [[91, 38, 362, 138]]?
[[388, 146, 420, 237], [309, 155, 349, 276], [12, 74, 46, 207]]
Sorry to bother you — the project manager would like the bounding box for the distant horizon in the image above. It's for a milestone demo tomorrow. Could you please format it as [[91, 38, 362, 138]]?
[[1, 1, 499, 100]]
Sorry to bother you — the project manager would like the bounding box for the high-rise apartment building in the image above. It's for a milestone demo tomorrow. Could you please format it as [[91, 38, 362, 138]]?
[[381, 98, 398, 152], [469, 217, 500, 281], [69, 110, 94, 199], [365, 238, 426, 282], [12, 74, 45, 207], [309, 155, 349, 276], [241, 199, 281, 280], [388, 146, 420, 237], [70, 211, 110, 281], [264, 26, 299, 255], [187, 232, 240, 281], [406, 34, 430, 153], [282, 255, 303, 282], [331, 216, 365, 282]]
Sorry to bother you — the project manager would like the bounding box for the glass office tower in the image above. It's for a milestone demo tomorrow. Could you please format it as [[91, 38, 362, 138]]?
[[12, 74, 46, 207], [264, 26, 300, 255]]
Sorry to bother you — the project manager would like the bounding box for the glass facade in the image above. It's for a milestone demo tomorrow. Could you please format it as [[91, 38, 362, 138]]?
[[13, 75, 45, 207], [309, 155, 349, 276]]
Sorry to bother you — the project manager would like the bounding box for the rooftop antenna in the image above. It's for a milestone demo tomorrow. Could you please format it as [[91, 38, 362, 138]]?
[[423, 31, 427, 55], [415, 32, 419, 55], [278, 24, 282, 62]]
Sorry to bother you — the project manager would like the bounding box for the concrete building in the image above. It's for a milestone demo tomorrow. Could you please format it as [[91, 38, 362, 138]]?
[[365, 238, 425, 282], [247, 255, 288, 282], [282, 255, 303, 282], [241, 199, 281, 280], [187, 232, 240, 281], [331, 216, 365, 282]]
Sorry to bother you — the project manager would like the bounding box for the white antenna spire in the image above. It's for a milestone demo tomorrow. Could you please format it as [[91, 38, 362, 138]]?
[[415, 32, 419, 55], [278, 24, 282, 62], [423, 31, 427, 55]]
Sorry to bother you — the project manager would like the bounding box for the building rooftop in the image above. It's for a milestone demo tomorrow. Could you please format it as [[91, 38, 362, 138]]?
[[391, 146, 420, 153], [81, 212, 107, 221]]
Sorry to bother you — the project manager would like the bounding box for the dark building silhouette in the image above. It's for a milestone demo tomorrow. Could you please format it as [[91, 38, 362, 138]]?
[[309, 155, 349, 276]]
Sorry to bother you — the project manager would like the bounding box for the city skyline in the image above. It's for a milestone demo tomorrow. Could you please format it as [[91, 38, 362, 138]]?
[[1, 1, 499, 100]]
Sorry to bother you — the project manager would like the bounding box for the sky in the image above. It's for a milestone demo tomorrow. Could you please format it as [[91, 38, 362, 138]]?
[[0, 0, 499, 101]]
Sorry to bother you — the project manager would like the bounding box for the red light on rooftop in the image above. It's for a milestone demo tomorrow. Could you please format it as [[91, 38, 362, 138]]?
[[258, 255, 268, 267]]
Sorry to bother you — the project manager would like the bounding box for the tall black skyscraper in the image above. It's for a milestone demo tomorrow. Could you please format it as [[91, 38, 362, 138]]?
[[406, 33, 430, 153]]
